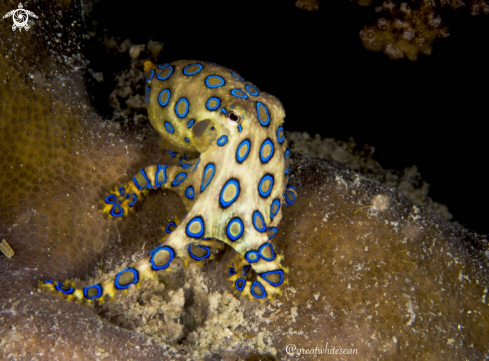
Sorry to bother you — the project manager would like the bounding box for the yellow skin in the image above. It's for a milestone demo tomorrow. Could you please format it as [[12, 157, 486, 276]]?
[[42, 60, 297, 303]]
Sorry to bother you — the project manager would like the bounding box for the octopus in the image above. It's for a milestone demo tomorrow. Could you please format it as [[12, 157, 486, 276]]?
[[42, 60, 297, 302]]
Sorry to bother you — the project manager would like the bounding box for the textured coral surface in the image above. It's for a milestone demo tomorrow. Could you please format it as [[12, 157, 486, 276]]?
[[1, 1, 488, 360]]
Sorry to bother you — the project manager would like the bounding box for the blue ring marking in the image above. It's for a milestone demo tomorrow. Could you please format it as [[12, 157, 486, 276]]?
[[232, 71, 245, 81], [146, 69, 155, 83], [185, 137, 190, 142], [252, 211, 266, 232], [157, 65, 173, 80], [105, 194, 117, 204], [128, 193, 137, 207], [217, 135, 228, 146], [228, 267, 237, 276], [200, 163, 215, 192], [166, 221, 177, 233], [287, 185, 297, 190], [242, 265, 251, 276], [231, 89, 248, 99], [206, 97, 220, 111], [267, 227, 277, 240], [236, 139, 250, 163], [158, 89, 171, 107], [256, 102, 270, 126], [192, 158, 200, 171], [258, 174, 274, 198], [260, 139, 274, 163], [114, 268, 139, 290], [219, 179, 240, 208], [150, 246, 175, 270], [183, 63, 203, 75], [164, 122, 174, 134], [186, 216, 205, 238], [179, 159, 183, 164], [54, 282, 74, 294], [155, 164, 168, 187], [110, 204, 124, 217], [235, 278, 246, 291], [168, 149, 177, 157], [251, 281, 267, 299], [181, 164, 192, 169], [246, 84, 258, 96], [270, 199, 280, 219], [205, 75, 225, 88], [226, 217, 244, 241], [187, 119, 195, 128], [158, 63, 169, 69], [258, 243, 276, 261], [260, 270, 284, 287], [182, 154, 188, 160], [188, 243, 211, 261], [118, 187, 125, 196], [83, 284, 103, 299], [284, 189, 296, 205], [220, 108, 227, 114], [186, 186, 194, 199], [238, 124, 243, 132], [43, 280, 53, 284], [245, 250, 260, 263], [175, 98, 189, 118], [276, 126, 285, 144], [284, 150, 290, 175], [145, 87, 150, 104], [133, 169, 152, 190], [201, 237, 211, 240], [172, 172, 187, 186]]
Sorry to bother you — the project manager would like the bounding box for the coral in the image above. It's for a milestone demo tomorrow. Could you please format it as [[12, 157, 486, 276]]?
[[1, 1, 489, 360], [294, 0, 488, 60], [359, 1, 450, 61], [285, 131, 453, 220]]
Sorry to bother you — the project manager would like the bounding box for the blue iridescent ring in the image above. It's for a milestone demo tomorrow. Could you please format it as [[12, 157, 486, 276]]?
[[187, 119, 195, 128], [183, 63, 203, 75], [205, 75, 225, 88], [256, 102, 270, 126], [258, 174, 274, 198], [164, 122, 174, 133], [231, 89, 248, 99], [260, 139, 274, 163], [146, 69, 155, 83], [235, 278, 246, 291], [172, 172, 187, 186], [54, 282, 74, 294], [258, 243, 276, 261], [83, 284, 103, 299], [236, 139, 251, 163], [252, 211, 266, 232], [201, 163, 215, 192], [246, 84, 258, 96], [206, 97, 220, 111], [150, 246, 175, 270], [250, 281, 267, 299], [217, 135, 228, 146], [276, 126, 285, 143], [114, 268, 139, 290], [219, 179, 240, 208], [270, 199, 280, 219], [188, 243, 210, 261], [157, 66, 173, 80], [186, 186, 195, 199], [175, 98, 189, 118], [232, 71, 244, 81], [260, 270, 284, 287], [158, 89, 171, 107], [186, 216, 205, 238], [245, 250, 260, 263], [166, 221, 177, 233], [145, 87, 150, 104], [226, 217, 244, 241]]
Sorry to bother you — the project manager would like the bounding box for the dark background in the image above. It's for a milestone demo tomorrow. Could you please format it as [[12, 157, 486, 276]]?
[[85, 0, 489, 235]]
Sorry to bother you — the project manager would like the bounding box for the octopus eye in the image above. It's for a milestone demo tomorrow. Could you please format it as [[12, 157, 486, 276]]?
[[227, 112, 241, 126]]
